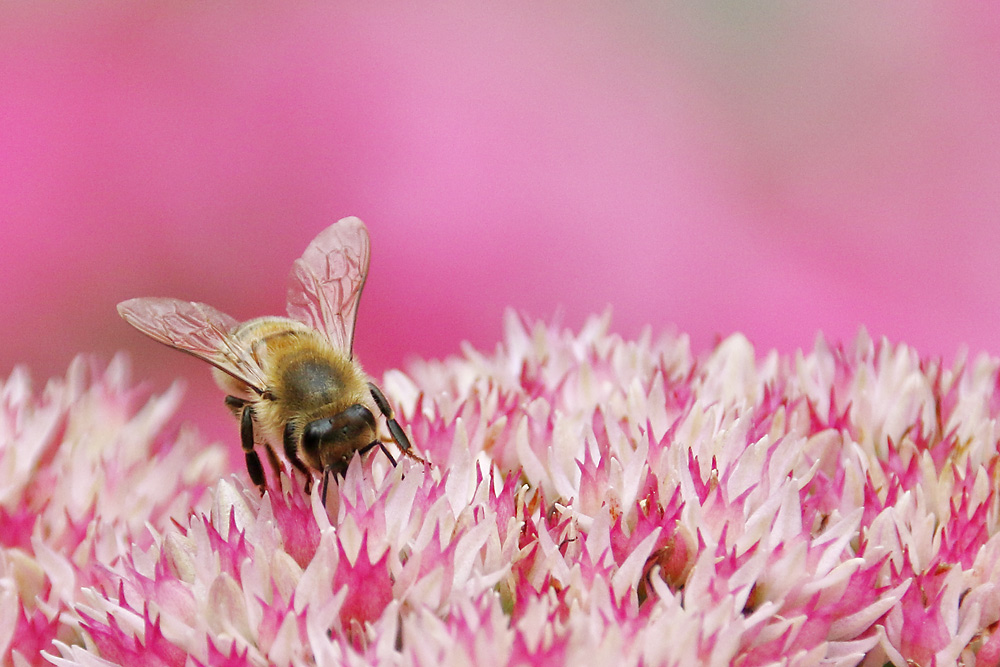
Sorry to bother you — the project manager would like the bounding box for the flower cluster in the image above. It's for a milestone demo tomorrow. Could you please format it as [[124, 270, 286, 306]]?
[[0, 356, 227, 667], [6, 312, 1000, 666]]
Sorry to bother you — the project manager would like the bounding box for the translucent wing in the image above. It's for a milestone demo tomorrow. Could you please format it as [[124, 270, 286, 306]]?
[[286, 216, 371, 356], [117, 297, 268, 392]]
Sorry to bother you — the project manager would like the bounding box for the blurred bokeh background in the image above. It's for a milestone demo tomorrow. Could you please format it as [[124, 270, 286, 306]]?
[[3, 3, 1000, 445]]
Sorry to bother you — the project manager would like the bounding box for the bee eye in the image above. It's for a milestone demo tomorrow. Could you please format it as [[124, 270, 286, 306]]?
[[301, 418, 337, 463], [302, 418, 334, 447]]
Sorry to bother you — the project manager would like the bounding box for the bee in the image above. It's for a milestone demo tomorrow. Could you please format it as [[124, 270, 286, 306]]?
[[117, 216, 412, 502]]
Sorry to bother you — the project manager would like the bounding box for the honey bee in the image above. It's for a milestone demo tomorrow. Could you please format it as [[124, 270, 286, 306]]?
[[117, 217, 412, 501]]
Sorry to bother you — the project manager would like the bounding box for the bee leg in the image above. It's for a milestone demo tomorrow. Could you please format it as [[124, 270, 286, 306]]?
[[263, 442, 283, 488], [368, 382, 412, 452], [224, 395, 245, 417], [234, 399, 266, 496], [283, 422, 314, 494]]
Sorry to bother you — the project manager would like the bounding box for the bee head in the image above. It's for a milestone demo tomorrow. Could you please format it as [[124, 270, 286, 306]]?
[[301, 404, 378, 475]]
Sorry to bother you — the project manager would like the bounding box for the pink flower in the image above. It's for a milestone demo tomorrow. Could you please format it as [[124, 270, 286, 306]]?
[[6, 313, 1000, 665], [0, 356, 227, 666]]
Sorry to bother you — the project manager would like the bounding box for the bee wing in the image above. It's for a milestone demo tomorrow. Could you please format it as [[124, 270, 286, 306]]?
[[117, 297, 268, 392], [286, 216, 371, 356]]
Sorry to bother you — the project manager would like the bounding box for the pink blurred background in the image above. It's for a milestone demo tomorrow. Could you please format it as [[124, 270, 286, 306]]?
[[3, 4, 1000, 445]]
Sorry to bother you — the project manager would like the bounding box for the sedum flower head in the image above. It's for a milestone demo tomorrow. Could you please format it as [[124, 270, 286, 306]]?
[[0, 356, 227, 667], [5, 312, 1000, 665]]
